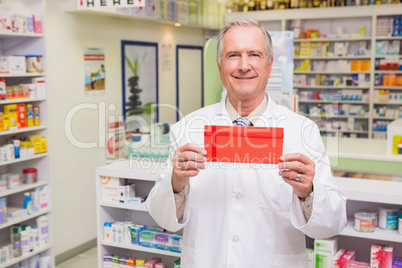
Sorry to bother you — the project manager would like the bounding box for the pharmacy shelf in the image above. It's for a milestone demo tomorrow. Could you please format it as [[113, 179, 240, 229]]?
[[0, 32, 44, 38], [295, 85, 369, 89], [300, 114, 369, 119], [0, 181, 48, 198], [0, 153, 49, 167], [319, 129, 368, 134], [294, 56, 371, 60], [0, 73, 45, 78], [0, 244, 51, 268], [374, 86, 402, 90], [374, 70, 402, 74], [294, 71, 370, 74], [340, 220, 402, 243], [0, 207, 51, 230], [373, 102, 402, 105], [99, 201, 147, 212], [335, 177, 402, 205], [0, 125, 47, 136], [375, 36, 402, 41], [294, 37, 372, 42], [101, 241, 181, 258], [95, 159, 163, 180], [0, 98, 46, 104], [299, 100, 369, 104], [372, 117, 399, 120], [375, 55, 402, 58], [69, 10, 219, 30]]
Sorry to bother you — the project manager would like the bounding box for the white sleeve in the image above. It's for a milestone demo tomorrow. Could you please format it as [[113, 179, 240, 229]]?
[[290, 122, 347, 239], [145, 123, 191, 232]]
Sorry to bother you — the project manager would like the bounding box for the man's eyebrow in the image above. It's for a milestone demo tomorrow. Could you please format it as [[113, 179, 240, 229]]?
[[249, 50, 264, 55], [225, 50, 240, 56]]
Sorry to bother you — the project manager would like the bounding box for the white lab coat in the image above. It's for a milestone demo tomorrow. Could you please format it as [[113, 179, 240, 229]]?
[[146, 96, 347, 268]]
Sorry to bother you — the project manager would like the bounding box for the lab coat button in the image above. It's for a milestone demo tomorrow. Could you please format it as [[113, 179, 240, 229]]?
[[232, 236, 239, 243], [234, 192, 243, 200]]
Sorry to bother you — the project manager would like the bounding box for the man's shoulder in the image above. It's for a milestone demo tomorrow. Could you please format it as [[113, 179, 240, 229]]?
[[171, 102, 222, 129]]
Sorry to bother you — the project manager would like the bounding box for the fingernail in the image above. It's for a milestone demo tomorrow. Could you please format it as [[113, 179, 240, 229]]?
[[203, 157, 207, 162], [201, 150, 207, 155], [277, 163, 283, 169], [280, 155, 285, 161]]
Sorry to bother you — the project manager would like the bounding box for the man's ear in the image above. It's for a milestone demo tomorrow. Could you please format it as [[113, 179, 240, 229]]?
[[217, 59, 222, 79], [268, 57, 274, 78]]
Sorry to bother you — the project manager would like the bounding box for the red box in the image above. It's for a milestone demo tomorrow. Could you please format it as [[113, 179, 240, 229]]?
[[16, 104, 25, 129], [204, 125, 283, 164]]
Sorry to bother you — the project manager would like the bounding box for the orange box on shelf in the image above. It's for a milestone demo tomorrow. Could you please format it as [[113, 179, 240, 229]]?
[[361, 60, 370, 71], [204, 125, 284, 164], [0, 112, 4, 131], [350, 60, 361, 71]]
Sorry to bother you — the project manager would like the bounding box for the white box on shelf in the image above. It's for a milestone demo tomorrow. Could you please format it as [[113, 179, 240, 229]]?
[[314, 237, 338, 268], [7, 56, 26, 74], [386, 118, 402, 155], [31, 77, 46, 98], [101, 176, 121, 203]]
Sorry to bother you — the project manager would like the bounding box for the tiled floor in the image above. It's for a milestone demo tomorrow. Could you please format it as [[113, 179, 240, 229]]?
[[56, 246, 98, 268]]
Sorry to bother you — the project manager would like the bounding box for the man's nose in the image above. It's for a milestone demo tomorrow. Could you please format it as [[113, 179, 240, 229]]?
[[238, 56, 251, 72]]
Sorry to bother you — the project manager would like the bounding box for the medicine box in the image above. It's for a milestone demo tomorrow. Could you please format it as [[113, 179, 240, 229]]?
[[306, 248, 314, 268], [2, 56, 26, 74], [130, 224, 145, 245], [101, 176, 121, 203], [169, 234, 183, 253], [0, 197, 6, 225], [139, 230, 156, 248], [119, 184, 135, 203], [387, 118, 402, 155], [371, 244, 393, 268], [154, 232, 170, 251], [314, 237, 338, 268]]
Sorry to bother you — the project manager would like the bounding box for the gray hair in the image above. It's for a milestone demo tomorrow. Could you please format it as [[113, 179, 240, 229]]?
[[216, 17, 273, 66]]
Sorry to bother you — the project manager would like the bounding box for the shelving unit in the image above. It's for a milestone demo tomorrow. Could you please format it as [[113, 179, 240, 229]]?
[[96, 160, 180, 268], [0, 245, 51, 268], [226, 5, 402, 139], [0, 0, 53, 267]]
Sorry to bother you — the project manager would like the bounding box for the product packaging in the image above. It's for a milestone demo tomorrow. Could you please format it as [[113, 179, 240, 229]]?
[[169, 234, 183, 253], [314, 237, 338, 268], [101, 176, 122, 203], [31, 77, 45, 98], [0, 174, 6, 192], [371, 244, 393, 268], [36, 215, 50, 247], [103, 254, 113, 268], [0, 197, 6, 224], [0, 77, 5, 100]]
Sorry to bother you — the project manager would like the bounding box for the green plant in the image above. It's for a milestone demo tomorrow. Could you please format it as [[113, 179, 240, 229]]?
[[125, 53, 147, 76]]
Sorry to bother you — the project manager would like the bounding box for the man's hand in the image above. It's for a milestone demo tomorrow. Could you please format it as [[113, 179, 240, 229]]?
[[278, 153, 315, 199], [171, 143, 207, 193]]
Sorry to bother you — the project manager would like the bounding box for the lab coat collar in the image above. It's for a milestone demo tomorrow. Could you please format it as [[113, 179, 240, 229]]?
[[215, 92, 281, 127]]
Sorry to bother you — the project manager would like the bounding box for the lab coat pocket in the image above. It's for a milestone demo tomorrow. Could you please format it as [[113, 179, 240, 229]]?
[[258, 169, 291, 211], [181, 245, 194, 267], [274, 252, 308, 268]]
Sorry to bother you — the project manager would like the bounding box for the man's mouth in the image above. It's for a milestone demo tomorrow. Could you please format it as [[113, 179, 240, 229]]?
[[233, 76, 256, 80]]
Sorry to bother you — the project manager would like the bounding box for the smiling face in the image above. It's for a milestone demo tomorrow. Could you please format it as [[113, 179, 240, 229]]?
[[218, 25, 273, 106]]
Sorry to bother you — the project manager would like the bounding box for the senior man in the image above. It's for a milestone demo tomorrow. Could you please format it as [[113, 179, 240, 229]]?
[[146, 16, 346, 268]]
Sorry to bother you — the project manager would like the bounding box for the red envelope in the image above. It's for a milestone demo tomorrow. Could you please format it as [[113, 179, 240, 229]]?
[[204, 125, 284, 164]]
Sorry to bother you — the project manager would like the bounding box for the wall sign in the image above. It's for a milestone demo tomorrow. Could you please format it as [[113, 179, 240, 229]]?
[[78, 0, 145, 9]]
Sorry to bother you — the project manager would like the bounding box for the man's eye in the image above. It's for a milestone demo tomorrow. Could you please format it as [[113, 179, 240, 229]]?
[[251, 54, 260, 57]]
